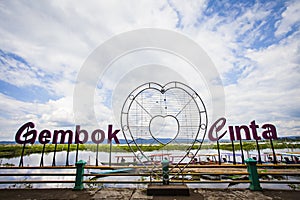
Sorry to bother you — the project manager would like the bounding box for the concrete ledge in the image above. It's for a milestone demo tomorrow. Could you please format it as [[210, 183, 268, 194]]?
[[147, 184, 190, 196]]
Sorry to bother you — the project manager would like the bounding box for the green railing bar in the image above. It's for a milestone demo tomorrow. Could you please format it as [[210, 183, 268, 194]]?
[[0, 179, 299, 185], [82, 180, 251, 184], [83, 171, 300, 176], [84, 172, 249, 176], [176, 164, 300, 168], [83, 180, 156, 184], [1, 172, 299, 178]]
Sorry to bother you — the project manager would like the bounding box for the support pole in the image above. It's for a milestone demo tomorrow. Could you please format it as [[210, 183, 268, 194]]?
[[245, 158, 262, 191], [215, 126, 221, 165], [66, 143, 70, 166], [96, 132, 100, 166], [109, 140, 112, 167], [270, 139, 277, 164], [240, 139, 245, 164], [96, 143, 99, 166], [162, 158, 169, 185], [19, 143, 26, 167], [75, 143, 79, 163], [231, 140, 236, 165], [73, 160, 86, 190], [217, 139, 221, 165], [19, 129, 28, 167], [52, 143, 57, 166], [40, 144, 46, 167], [255, 140, 262, 164]]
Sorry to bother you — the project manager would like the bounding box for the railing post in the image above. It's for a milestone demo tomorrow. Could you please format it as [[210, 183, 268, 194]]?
[[245, 158, 262, 191], [73, 160, 86, 190], [162, 158, 169, 185]]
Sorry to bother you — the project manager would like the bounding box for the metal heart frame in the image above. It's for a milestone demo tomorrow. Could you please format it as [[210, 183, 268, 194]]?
[[121, 81, 208, 178]]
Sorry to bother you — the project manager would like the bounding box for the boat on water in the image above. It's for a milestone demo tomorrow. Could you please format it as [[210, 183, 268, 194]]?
[[195, 153, 218, 164], [104, 153, 173, 166], [110, 153, 236, 166], [90, 168, 135, 179], [191, 152, 295, 165], [221, 152, 244, 164], [253, 152, 300, 164], [100, 150, 300, 167], [278, 152, 300, 164]]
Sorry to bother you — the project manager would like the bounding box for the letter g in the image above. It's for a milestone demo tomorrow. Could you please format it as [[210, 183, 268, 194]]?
[[15, 122, 37, 144]]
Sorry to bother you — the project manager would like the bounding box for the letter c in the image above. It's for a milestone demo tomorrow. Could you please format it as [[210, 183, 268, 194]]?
[[208, 117, 227, 141]]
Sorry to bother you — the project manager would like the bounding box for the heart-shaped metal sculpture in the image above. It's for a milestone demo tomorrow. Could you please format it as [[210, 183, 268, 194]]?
[[121, 81, 207, 178]]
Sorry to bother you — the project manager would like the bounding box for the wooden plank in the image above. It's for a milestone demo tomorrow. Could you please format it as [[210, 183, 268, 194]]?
[[0, 173, 76, 176], [0, 180, 74, 184], [0, 166, 75, 169]]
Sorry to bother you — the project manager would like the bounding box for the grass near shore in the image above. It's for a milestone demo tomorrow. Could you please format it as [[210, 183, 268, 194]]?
[[0, 140, 299, 159]]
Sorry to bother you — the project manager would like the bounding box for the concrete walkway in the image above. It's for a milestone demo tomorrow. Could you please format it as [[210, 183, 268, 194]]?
[[0, 188, 299, 200]]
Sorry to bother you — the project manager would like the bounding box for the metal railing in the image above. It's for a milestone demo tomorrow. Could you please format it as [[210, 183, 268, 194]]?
[[0, 162, 299, 190]]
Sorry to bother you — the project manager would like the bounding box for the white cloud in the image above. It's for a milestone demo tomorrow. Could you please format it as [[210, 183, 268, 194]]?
[[275, 0, 300, 36], [190, 1, 273, 77], [0, 93, 75, 140], [168, 0, 206, 28], [0, 0, 180, 92], [0, 53, 41, 87], [224, 30, 300, 136]]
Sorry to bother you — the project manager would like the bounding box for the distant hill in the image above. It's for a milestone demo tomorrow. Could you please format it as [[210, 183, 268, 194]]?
[[119, 138, 202, 144], [0, 136, 299, 145], [0, 141, 15, 144], [218, 136, 300, 143]]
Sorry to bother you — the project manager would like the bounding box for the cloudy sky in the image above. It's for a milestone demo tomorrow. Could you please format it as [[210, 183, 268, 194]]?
[[0, 0, 299, 141]]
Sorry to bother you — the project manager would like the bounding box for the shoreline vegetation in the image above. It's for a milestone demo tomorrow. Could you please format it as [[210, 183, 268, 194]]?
[[0, 140, 299, 159]]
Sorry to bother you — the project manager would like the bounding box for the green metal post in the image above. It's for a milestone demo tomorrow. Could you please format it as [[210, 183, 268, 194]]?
[[73, 160, 86, 190], [162, 158, 169, 185], [245, 158, 262, 191]]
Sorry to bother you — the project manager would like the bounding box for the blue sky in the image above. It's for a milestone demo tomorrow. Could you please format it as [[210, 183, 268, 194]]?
[[0, 0, 299, 140]]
